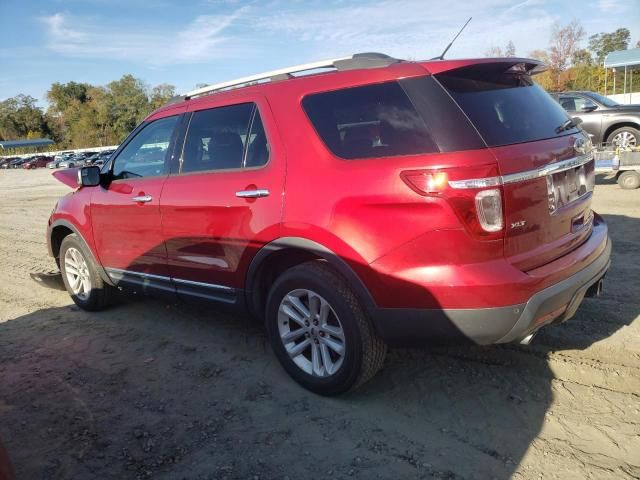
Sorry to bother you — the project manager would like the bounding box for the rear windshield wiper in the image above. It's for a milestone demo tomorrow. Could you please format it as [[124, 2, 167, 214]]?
[[555, 118, 578, 134]]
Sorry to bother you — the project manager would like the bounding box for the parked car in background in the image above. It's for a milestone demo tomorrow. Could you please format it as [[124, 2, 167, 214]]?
[[23, 156, 53, 169], [59, 153, 94, 168], [84, 151, 110, 165], [85, 150, 115, 166], [48, 54, 610, 395], [552, 91, 640, 148], [8, 157, 29, 168], [57, 159, 75, 168], [54, 151, 73, 162], [0, 157, 19, 169]]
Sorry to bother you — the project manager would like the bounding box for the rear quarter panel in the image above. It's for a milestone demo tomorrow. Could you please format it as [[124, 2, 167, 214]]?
[[264, 66, 504, 301]]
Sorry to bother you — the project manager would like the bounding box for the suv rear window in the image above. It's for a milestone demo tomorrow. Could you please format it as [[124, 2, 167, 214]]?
[[302, 81, 439, 159], [302, 77, 486, 159], [435, 64, 577, 147]]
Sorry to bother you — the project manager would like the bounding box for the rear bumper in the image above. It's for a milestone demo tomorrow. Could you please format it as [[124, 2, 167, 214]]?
[[371, 234, 611, 346]]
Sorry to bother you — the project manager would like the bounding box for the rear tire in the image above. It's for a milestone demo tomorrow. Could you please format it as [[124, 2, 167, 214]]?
[[607, 126, 639, 149], [617, 170, 640, 190], [60, 234, 116, 311], [266, 261, 386, 395]]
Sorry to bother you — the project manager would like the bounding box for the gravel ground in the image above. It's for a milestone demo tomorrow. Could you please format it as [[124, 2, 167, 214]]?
[[0, 168, 638, 480]]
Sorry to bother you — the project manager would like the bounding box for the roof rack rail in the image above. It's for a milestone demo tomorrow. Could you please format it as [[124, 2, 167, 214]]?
[[183, 52, 400, 99]]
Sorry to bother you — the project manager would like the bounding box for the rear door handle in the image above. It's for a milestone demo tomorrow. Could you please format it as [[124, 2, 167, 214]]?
[[132, 195, 153, 203], [235, 189, 270, 198]]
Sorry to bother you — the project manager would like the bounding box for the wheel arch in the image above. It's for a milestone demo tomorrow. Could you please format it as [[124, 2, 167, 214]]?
[[245, 237, 377, 322], [49, 219, 115, 286], [604, 122, 640, 143]]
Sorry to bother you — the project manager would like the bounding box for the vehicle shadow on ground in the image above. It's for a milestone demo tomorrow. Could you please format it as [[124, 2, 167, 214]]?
[[595, 173, 618, 186], [2, 214, 637, 479]]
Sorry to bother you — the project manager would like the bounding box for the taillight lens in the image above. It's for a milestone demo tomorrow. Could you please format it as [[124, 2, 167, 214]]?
[[474, 189, 503, 232], [401, 171, 449, 194], [401, 164, 504, 240]]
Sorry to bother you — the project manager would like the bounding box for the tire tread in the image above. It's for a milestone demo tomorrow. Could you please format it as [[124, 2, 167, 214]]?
[[286, 261, 386, 390]]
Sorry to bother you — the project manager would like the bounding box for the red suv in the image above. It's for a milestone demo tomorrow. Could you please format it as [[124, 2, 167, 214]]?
[[47, 53, 611, 395]]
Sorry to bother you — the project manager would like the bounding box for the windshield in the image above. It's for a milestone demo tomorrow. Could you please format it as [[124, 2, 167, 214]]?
[[585, 91, 619, 107]]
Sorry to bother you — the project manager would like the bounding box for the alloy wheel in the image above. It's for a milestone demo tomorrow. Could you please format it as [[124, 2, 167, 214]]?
[[612, 130, 637, 149], [64, 247, 92, 300], [277, 289, 346, 377]]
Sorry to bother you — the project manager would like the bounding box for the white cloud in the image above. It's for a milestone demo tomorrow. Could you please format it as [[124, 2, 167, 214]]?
[[596, 0, 629, 12], [252, 0, 559, 60], [41, 10, 248, 65]]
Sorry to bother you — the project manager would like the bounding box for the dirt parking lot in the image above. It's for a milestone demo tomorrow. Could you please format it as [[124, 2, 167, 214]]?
[[0, 168, 638, 480]]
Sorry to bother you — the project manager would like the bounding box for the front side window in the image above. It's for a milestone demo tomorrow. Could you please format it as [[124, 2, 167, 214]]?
[[181, 103, 269, 173], [112, 115, 179, 180]]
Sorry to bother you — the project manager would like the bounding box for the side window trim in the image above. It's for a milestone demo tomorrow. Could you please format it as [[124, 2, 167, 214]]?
[[241, 105, 258, 168], [175, 112, 194, 175]]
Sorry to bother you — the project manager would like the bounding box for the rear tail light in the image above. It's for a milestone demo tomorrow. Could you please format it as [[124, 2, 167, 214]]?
[[401, 171, 449, 194], [474, 189, 503, 232], [401, 164, 504, 240]]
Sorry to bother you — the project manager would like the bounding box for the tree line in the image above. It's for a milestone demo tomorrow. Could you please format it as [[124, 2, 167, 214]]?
[[486, 23, 639, 93], [0, 75, 176, 153], [1, 22, 638, 153]]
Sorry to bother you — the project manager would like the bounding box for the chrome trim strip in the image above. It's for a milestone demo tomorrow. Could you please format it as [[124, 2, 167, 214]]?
[[105, 267, 170, 282], [448, 153, 594, 189], [172, 277, 234, 292], [105, 267, 234, 292]]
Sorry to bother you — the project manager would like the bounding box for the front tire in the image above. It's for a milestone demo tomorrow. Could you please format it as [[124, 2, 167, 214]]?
[[60, 234, 115, 311], [266, 261, 386, 395]]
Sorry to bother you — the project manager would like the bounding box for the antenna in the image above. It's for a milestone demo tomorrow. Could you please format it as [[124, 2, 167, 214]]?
[[432, 17, 472, 60]]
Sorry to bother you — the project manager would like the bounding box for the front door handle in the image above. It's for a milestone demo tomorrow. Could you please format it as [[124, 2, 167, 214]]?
[[235, 189, 270, 199], [132, 195, 153, 203]]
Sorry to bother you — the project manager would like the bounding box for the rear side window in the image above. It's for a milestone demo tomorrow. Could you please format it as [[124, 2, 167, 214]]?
[[181, 104, 270, 173], [436, 64, 577, 147], [182, 103, 253, 173], [302, 81, 439, 159]]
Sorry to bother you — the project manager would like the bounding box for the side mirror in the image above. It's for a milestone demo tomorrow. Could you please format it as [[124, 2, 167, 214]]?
[[77, 166, 101, 187], [580, 104, 597, 113], [571, 116, 583, 126]]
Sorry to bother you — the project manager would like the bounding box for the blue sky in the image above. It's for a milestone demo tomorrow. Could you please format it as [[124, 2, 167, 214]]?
[[1, 0, 639, 106]]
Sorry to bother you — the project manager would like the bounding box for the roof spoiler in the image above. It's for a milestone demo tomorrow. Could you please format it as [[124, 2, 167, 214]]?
[[423, 57, 547, 76]]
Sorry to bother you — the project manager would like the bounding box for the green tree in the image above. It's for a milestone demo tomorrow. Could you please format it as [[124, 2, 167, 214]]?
[[107, 75, 151, 141], [0, 95, 48, 140], [588, 28, 630, 63], [150, 83, 177, 110], [47, 81, 90, 115], [572, 49, 593, 66]]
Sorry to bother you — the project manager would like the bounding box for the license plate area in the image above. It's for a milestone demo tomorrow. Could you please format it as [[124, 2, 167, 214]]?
[[546, 160, 595, 213]]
